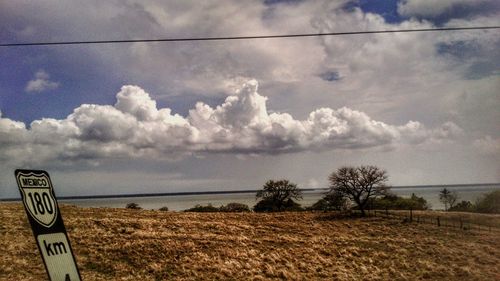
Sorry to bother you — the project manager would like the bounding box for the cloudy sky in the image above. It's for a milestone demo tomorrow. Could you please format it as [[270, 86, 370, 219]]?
[[1, 0, 499, 198]]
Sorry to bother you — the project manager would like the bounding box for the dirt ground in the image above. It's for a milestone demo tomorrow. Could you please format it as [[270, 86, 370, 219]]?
[[1, 203, 499, 280]]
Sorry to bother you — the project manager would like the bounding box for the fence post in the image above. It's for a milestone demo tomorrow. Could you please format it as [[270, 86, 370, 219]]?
[[437, 216, 440, 227], [410, 209, 413, 222], [460, 218, 463, 230], [385, 208, 388, 217]]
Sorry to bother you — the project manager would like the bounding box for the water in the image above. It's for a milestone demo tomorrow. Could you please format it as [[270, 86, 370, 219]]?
[[60, 190, 325, 211], [390, 185, 499, 210], [60, 184, 499, 211]]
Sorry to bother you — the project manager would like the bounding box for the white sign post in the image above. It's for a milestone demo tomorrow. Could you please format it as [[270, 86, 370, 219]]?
[[16, 169, 82, 281]]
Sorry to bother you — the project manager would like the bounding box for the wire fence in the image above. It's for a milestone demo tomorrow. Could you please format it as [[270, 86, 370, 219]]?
[[356, 209, 499, 233]]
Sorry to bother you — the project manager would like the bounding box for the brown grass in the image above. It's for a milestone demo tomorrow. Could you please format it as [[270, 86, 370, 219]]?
[[381, 209, 500, 229], [1, 203, 499, 280]]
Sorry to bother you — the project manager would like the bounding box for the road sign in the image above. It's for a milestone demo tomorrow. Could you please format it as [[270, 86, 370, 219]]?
[[15, 169, 82, 281]]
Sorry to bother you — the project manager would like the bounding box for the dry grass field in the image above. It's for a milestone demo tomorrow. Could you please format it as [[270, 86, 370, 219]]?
[[1, 203, 499, 281], [380, 209, 500, 229]]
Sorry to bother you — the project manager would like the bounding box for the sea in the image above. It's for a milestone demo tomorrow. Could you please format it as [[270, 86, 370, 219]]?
[[58, 184, 500, 211]]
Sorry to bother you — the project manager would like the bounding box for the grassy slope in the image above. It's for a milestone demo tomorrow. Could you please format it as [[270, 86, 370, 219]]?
[[1, 203, 499, 281]]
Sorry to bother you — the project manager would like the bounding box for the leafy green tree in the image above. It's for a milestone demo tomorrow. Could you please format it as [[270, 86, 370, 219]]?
[[475, 190, 500, 214], [328, 165, 389, 216], [254, 180, 302, 212], [439, 188, 458, 211], [410, 193, 431, 210]]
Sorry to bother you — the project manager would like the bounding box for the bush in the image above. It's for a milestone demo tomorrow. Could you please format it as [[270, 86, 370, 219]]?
[[158, 206, 169, 211], [448, 200, 474, 212], [253, 198, 303, 212], [475, 190, 500, 214], [219, 202, 250, 212], [308, 191, 349, 211], [126, 202, 142, 210], [184, 204, 220, 212], [369, 193, 429, 210]]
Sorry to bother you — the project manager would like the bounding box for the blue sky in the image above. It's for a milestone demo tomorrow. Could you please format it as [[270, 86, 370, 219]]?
[[0, 0, 499, 197]]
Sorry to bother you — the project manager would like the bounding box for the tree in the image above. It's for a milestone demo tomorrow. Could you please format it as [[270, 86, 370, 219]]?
[[439, 188, 458, 211], [410, 193, 431, 210], [254, 180, 302, 212], [475, 190, 500, 214], [328, 165, 389, 216]]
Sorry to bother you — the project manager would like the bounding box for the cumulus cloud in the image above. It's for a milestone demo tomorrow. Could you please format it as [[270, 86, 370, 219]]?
[[0, 80, 463, 166], [3, 1, 498, 136], [25, 70, 60, 93]]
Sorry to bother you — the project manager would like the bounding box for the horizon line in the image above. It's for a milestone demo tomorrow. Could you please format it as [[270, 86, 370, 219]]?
[[1, 182, 498, 202]]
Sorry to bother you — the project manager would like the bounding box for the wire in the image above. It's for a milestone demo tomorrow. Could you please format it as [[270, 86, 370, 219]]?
[[1, 26, 499, 47]]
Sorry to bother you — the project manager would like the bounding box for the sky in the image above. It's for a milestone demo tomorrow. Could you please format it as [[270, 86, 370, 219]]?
[[1, 0, 499, 198]]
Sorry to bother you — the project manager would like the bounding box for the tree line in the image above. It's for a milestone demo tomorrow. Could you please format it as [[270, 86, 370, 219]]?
[[126, 165, 499, 214], [439, 188, 500, 213], [252, 165, 426, 215]]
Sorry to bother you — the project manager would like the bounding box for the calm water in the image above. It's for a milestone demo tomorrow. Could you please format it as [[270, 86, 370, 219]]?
[[60, 184, 500, 211]]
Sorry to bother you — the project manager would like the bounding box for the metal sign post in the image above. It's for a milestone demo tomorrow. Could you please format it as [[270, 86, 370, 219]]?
[[15, 169, 82, 281]]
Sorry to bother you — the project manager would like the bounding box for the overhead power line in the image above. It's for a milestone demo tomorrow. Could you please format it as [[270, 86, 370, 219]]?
[[1, 26, 499, 47]]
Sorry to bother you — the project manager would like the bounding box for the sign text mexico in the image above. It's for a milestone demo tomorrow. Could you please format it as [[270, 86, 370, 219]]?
[[15, 169, 82, 281]]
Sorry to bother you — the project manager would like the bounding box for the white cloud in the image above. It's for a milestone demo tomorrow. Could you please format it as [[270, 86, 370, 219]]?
[[473, 136, 500, 155], [0, 80, 463, 166], [4, 1, 498, 134], [1, 1, 498, 191], [25, 70, 60, 93]]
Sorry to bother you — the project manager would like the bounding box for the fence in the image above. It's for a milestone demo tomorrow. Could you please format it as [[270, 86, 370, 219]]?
[[357, 209, 498, 233]]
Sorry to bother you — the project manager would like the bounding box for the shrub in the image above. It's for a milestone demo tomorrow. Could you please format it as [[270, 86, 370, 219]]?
[[158, 206, 169, 211], [369, 193, 429, 210], [448, 200, 474, 212], [219, 202, 250, 212], [253, 198, 303, 212], [184, 204, 220, 212], [308, 191, 349, 211], [475, 190, 500, 214], [126, 202, 142, 210]]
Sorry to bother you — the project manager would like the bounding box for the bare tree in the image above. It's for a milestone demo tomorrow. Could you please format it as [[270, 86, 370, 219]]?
[[328, 165, 389, 216], [439, 188, 459, 211]]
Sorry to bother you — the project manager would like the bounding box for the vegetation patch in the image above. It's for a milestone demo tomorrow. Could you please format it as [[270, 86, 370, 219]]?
[[1, 203, 499, 280]]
